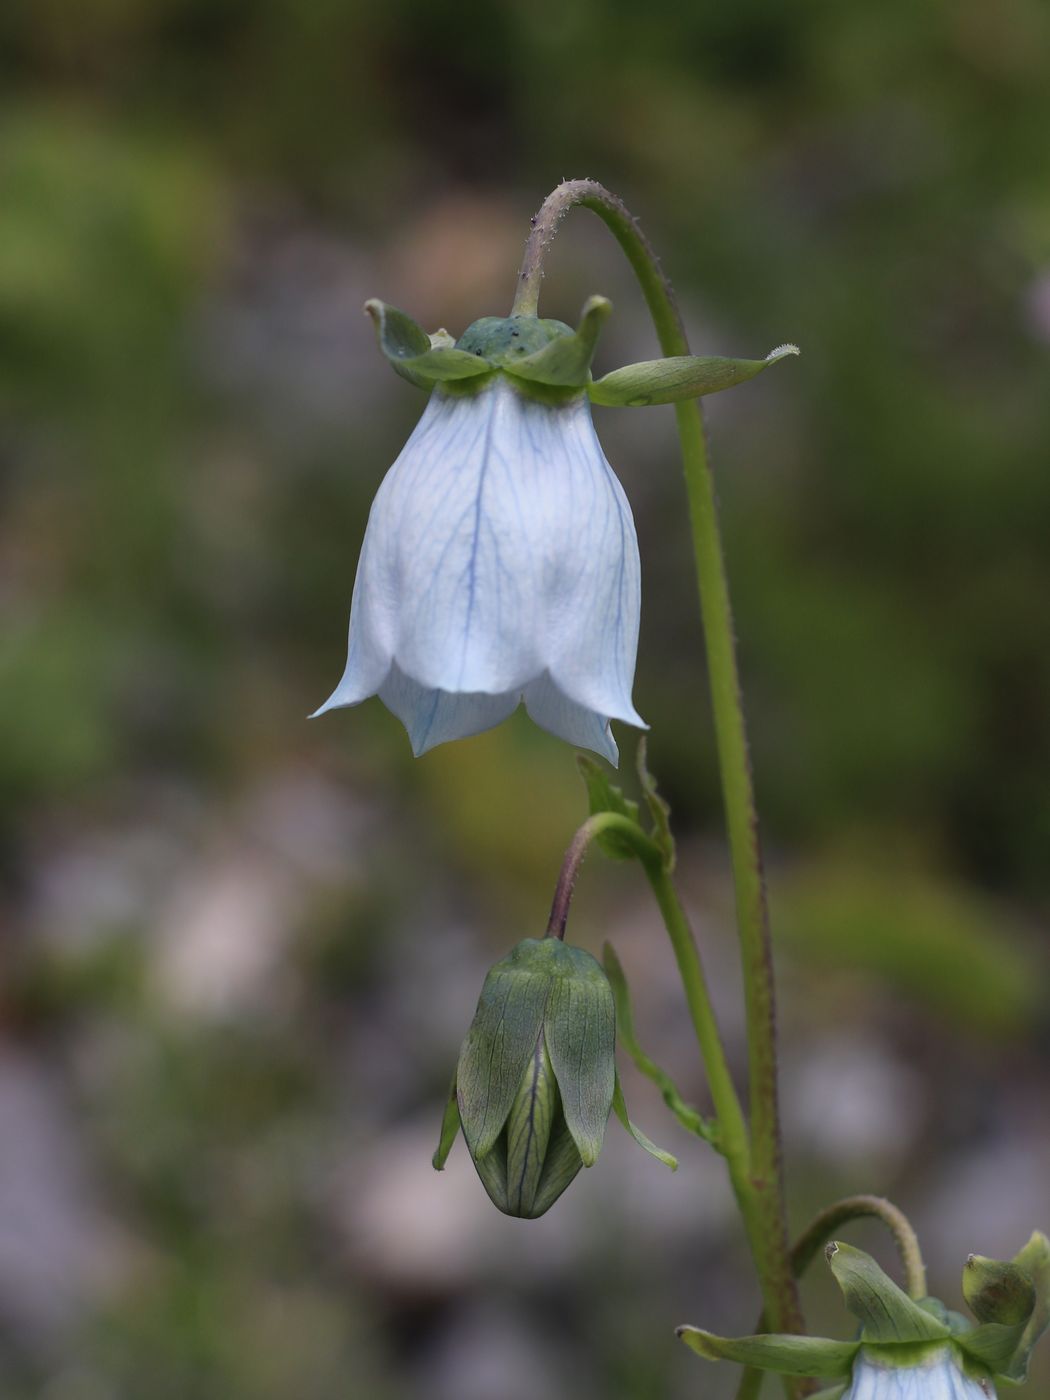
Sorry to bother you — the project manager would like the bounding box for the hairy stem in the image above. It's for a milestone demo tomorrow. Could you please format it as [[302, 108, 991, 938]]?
[[515, 181, 803, 1365]]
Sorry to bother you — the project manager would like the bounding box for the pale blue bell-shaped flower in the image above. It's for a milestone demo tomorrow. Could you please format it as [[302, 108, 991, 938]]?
[[314, 376, 645, 763], [842, 1346, 993, 1400]]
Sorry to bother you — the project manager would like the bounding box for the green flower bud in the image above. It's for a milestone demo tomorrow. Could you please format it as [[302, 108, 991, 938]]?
[[433, 936, 676, 1219]]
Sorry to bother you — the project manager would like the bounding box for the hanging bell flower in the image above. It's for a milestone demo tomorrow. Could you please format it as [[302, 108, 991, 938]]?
[[433, 936, 675, 1219], [312, 295, 796, 763], [677, 1234, 1050, 1399]]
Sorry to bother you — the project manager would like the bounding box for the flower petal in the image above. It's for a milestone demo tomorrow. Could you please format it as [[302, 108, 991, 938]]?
[[524, 673, 619, 764], [378, 664, 517, 756], [316, 375, 646, 751]]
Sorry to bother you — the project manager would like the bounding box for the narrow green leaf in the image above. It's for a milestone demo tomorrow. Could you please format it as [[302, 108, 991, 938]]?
[[510, 296, 612, 387], [456, 940, 552, 1158], [827, 1243, 950, 1344], [588, 344, 798, 407], [543, 944, 615, 1166], [603, 942, 714, 1143], [676, 1327, 858, 1378], [576, 754, 641, 861], [432, 1072, 461, 1170], [636, 737, 675, 872], [612, 1071, 677, 1169], [365, 299, 493, 388]]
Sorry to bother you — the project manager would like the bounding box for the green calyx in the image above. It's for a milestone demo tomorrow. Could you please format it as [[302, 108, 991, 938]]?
[[433, 936, 675, 1219], [366, 295, 799, 406], [677, 1236, 1050, 1386]]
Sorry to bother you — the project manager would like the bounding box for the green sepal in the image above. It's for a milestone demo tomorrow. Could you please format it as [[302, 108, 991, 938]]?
[[542, 943, 615, 1166], [528, 1115, 585, 1218], [996, 1231, 1050, 1381], [576, 754, 641, 861], [603, 942, 714, 1144], [963, 1254, 1036, 1326], [432, 1072, 461, 1170], [503, 1038, 558, 1215], [954, 1320, 1031, 1375], [509, 296, 612, 387], [826, 1243, 951, 1344], [807, 1388, 847, 1400], [675, 1327, 858, 1378], [456, 939, 553, 1158], [636, 737, 675, 872], [612, 1071, 677, 1169], [365, 299, 493, 389], [588, 343, 799, 407]]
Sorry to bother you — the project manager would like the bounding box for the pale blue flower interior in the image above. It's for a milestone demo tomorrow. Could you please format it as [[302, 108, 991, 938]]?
[[843, 1347, 993, 1400]]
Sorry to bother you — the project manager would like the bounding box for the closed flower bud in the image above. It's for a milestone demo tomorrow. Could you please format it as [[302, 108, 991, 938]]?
[[433, 936, 676, 1218], [434, 937, 614, 1219]]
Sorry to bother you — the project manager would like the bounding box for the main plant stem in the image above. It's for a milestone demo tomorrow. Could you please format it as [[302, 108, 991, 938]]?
[[514, 182, 804, 1373]]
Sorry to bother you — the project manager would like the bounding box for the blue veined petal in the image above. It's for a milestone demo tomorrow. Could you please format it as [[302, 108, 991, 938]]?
[[357, 380, 545, 696], [523, 673, 619, 765], [313, 373, 646, 753], [530, 389, 644, 728], [378, 664, 519, 756], [843, 1347, 992, 1400]]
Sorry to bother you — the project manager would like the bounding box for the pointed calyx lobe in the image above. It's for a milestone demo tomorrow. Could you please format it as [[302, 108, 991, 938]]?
[[366, 294, 798, 403]]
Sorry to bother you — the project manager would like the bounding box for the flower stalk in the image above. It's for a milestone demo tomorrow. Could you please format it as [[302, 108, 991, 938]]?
[[515, 180, 803, 1364]]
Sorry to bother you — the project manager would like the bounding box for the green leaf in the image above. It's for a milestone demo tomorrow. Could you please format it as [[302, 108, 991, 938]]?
[[576, 754, 641, 861], [543, 943, 615, 1166], [365, 298, 493, 389], [588, 344, 798, 407], [432, 1072, 461, 1170], [612, 1071, 677, 1169], [826, 1242, 951, 1344], [509, 295, 612, 387], [636, 737, 675, 872], [456, 939, 553, 1158], [676, 1327, 858, 1378], [603, 942, 714, 1143]]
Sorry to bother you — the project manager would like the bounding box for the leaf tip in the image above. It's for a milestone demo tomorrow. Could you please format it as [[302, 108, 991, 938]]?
[[766, 342, 800, 362]]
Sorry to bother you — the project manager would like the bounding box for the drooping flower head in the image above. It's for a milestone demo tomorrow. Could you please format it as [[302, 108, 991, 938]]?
[[314, 294, 794, 763], [677, 1236, 1050, 1400]]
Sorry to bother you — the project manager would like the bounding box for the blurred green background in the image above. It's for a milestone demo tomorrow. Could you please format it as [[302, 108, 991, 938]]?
[[2, 1, 1049, 1397]]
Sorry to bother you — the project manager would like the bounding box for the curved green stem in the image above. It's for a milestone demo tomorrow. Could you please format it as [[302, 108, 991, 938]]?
[[516, 181, 802, 1358], [789, 1195, 927, 1301]]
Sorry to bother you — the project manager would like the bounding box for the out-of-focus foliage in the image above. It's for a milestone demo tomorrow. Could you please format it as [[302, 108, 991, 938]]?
[[1, 1, 1048, 1397]]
